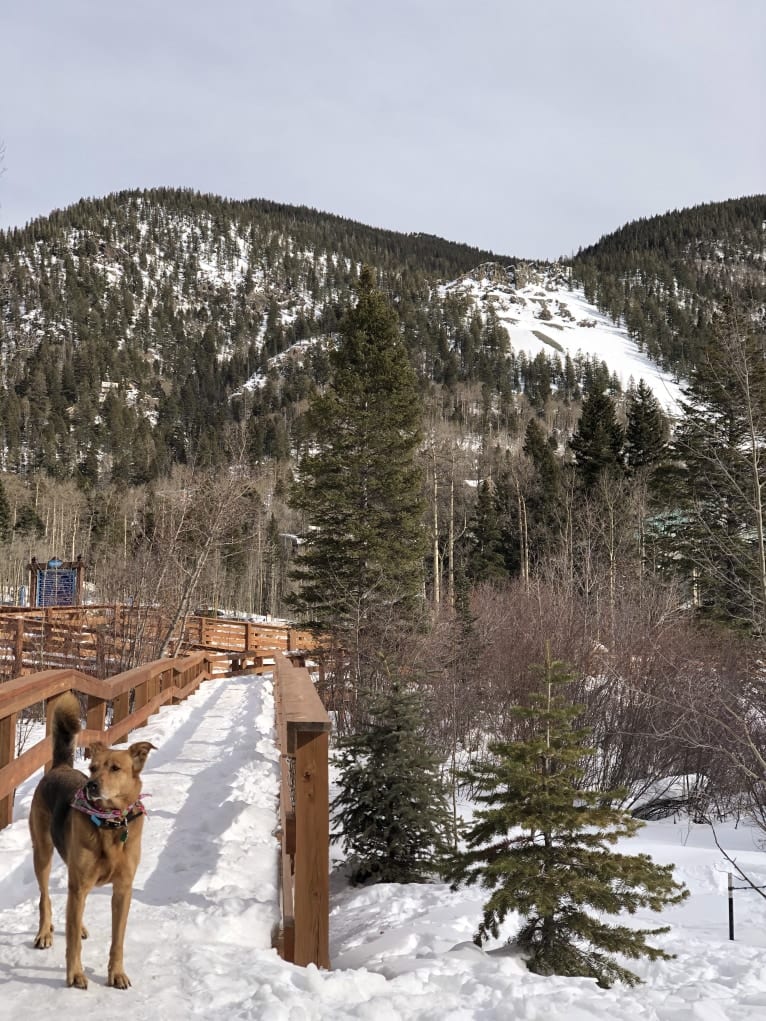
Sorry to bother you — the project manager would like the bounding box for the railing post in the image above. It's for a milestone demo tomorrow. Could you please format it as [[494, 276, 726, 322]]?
[[171, 666, 184, 704], [0, 712, 17, 827], [111, 690, 131, 727], [134, 677, 149, 717], [161, 667, 174, 698], [293, 727, 330, 969], [14, 618, 24, 677], [86, 693, 106, 732]]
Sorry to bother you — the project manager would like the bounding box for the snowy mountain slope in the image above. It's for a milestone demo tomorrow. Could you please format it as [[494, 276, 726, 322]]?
[[2, 673, 766, 1019], [242, 264, 683, 410], [444, 264, 683, 411]]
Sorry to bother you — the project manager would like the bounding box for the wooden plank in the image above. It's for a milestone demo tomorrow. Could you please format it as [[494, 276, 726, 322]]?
[[86, 693, 106, 732], [285, 810, 296, 857], [111, 690, 131, 727], [293, 729, 330, 968], [280, 663, 331, 753], [13, 619, 24, 677], [0, 711, 16, 827], [134, 679, 149, 716], [281, 838, 296, 964], [0, 735, 52, 795]]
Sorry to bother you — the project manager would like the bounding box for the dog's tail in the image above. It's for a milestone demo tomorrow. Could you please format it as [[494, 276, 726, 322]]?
[[51, 692, 82, 768]]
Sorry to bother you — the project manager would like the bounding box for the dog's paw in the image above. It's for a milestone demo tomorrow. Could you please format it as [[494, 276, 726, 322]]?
[[33, 926, 53, 949], [108, 970, 131, 990], [81, 925, 89, 939], [67, 971, 88, 989]]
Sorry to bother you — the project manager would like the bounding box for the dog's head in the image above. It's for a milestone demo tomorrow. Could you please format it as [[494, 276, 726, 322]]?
[[85, 741, 156, 811]]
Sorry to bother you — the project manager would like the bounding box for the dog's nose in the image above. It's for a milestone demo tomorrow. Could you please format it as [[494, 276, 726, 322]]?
[[85, 779, 99, 798]]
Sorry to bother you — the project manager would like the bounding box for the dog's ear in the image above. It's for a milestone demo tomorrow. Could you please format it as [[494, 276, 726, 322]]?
[[87, 741, 108, 762], [129, 741, 156, 774]]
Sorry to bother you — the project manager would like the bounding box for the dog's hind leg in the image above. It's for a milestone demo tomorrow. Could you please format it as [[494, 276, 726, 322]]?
[[107, 878, 133, 989]]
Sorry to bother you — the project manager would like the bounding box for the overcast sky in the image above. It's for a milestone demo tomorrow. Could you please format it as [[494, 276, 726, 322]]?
[[1, 0, 763, 259]]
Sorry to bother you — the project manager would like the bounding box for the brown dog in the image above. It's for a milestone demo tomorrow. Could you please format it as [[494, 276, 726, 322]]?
[[28, 691, 155, 989]]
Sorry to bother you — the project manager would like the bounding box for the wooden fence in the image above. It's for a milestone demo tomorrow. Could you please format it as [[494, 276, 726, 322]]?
[[184, 618, 331, 966], [0, 605, 320, 681], [183, 615, 320, 673], [273, 652, 331, 968], [0, 604, 177, 679]]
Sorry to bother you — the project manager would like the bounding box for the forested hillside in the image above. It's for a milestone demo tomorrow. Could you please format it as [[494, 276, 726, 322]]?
[[0, 189, 763, 631], [572, 195, 766, 372], [0, 189, 513, 481]]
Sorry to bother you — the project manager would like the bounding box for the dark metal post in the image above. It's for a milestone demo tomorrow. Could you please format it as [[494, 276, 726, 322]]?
[[728, 872, 734, 941]]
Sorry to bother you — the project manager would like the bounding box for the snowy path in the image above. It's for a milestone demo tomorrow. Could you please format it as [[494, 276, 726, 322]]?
[[3, 673, 766, 1019], [0, 675, 282, 1019]]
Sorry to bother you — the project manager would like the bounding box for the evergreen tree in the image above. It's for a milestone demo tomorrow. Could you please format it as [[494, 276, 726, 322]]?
[[624, 380, 668, 476], [0, 479, 11, 543], [466, 479, 507, 582], [290, 267, 425, 635], [661, 302, 766, 631], [521, 418, 563, 563], [569, 389, 625, 490], [332, 681, 452, 885], [447, 648, 688, 988]]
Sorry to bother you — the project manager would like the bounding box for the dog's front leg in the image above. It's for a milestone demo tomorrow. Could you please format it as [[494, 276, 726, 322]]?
[[65, 879, 91, 989], [107, 878, 133, 989]]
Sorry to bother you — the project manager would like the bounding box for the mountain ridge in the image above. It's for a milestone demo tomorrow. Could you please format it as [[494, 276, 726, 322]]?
[[0, 188, 762, 484]]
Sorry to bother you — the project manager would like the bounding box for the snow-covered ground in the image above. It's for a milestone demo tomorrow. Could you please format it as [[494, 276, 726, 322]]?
[[2, 673, 765, 1020]]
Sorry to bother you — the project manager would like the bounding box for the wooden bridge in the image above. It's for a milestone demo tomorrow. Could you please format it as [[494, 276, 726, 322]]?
[[0, 607, 331, 969]]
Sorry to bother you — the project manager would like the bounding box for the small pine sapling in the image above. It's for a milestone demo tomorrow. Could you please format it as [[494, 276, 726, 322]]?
[[332, 680, 452, 885], [447, 645, 689, 987]]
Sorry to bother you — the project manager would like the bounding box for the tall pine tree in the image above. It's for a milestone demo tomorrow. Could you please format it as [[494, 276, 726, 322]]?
[[569, 389, 624, 491], [663, 301, 766, 631], [624, 379, 668, 477], [290, 267, 425, 640], [466, 479, 508, 582], [447, 647, 688, 987]]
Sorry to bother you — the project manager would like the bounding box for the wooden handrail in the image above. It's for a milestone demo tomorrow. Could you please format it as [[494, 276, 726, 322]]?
[[0, 651, 220, 828], [0, 604, 179, 681]]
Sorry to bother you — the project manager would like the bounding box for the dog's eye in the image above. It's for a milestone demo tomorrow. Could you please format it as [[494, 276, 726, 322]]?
[[89, 766, 97, 774], [110, 763, 120, 772]]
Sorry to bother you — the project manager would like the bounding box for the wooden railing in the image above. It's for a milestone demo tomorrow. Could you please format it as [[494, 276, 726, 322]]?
[[0, 605, 319, 680], [0, 650, 218, 828], [273, 651, 331, 968], [0, 604, 178, 679], [183, 615, 320, 673]]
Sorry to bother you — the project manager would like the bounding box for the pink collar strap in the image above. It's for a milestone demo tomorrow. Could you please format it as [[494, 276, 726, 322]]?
[[71, 788, 150, 843]]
